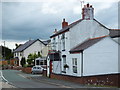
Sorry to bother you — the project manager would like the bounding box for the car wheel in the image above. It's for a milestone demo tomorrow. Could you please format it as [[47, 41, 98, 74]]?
[[32, 71, 34, 74]]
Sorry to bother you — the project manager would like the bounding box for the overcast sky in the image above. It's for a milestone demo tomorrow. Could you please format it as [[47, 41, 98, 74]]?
[[1, 0, 119, 49]]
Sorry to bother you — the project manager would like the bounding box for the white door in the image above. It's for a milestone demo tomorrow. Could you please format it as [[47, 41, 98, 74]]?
[[47, 57, 50, 77]]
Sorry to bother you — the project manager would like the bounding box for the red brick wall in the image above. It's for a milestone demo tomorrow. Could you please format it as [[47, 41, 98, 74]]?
[[22, 67, 32, 74], [50, 73, 120, 87], [13, 66, 23, 70], [43, 70, 47, 76]]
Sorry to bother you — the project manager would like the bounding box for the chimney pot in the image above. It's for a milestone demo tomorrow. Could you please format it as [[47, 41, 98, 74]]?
[[63, 18, 65, 22], [62, 18, 68, 28], [82, 4, 94, 20], [87, 3, 89, 7]]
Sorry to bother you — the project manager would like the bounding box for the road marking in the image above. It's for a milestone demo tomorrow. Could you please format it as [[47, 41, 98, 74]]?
[[18, 74, 26, 78], [0, 71, 9, 84], [0, 70, 16, 88]]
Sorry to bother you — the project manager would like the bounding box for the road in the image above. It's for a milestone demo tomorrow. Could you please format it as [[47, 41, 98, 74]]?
[[1, 70, 64, 88], [1, 70, 119, 90]]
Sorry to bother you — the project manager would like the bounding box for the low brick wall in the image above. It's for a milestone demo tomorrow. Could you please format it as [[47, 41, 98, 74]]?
[[13, 66, 23, 70], [51, 73, 120, 87], [22, 67, 32, 74]]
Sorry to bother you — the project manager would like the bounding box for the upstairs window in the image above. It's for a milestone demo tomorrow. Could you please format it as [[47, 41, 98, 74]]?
[[20, 52, 22, 56], [53, 37, 56, 50], [62, 55, 66, 72], [61, 34, 65, 51]]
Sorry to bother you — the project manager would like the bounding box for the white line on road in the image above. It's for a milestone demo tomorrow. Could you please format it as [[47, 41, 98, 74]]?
[[0, 71, 9, 84], [0, 70, 16, 88], [18, 74, 27, 78]]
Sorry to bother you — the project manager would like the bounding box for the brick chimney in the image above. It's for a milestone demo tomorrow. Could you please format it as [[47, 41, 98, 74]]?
[[62, 18, 68, 28], [82, 3, 94, 20]]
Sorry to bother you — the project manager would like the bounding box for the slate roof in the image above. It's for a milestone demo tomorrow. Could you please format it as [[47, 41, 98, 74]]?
[[50, 19, 83, 38], [109, 29, 120, 38], [42, 40, 51, 45], [50, 19, 111, 38], [70, 36, 106, 53], [14, 39, 45, 52]]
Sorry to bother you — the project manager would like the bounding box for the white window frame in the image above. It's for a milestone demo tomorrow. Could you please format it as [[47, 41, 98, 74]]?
[[63, 56, 66, 72], [61, 34, 65, 50], [72, 58, 77, 73], [53, 37, 56, 50]]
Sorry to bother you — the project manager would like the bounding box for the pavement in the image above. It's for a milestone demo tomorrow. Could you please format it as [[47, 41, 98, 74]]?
[[28, 75, 85, 88], [0, 82, 16, 88]]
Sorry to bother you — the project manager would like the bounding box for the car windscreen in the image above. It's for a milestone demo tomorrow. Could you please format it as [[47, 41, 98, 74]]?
[[33, 67, 36, 69]]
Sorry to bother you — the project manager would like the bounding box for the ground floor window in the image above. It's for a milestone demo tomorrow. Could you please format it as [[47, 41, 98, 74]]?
[[72, 58, 77, 73], [36, 60, 39, 65], [36, 60, 47, 66], [62, 55, 66, 72]]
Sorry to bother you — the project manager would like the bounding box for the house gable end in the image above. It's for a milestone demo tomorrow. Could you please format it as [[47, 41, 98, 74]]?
[[14, 39, 46, 52]]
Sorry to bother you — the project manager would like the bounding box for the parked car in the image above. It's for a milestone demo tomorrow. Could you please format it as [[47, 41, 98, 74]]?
[[31, 66, 44, 74]]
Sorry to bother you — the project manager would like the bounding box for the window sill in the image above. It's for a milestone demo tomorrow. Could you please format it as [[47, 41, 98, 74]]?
[[62, 49, 65, 51], [61, 71, 66, 73]]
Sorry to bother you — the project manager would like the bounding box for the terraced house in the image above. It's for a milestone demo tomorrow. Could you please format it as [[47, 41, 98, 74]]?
[[47, 4, 120, 87]]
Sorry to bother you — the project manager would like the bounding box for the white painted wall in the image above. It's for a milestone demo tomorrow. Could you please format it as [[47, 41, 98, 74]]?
[[70, 20, 109, 49], [53, 61, 61, 74], [112, 37, 120, 44], [51, 31, 70, 52], [68, 54, 82, 77], [47, 56, 50, 77], [23, 40, 45, 59], [83, 37, 119, 76], [51, 19, 110, 76], [15, 40, 50, 66]]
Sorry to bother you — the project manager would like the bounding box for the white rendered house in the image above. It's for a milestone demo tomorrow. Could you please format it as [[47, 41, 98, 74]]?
[[47, 3, 120, 87], [47, 4, 109, 76], [14, 39, 50, 66]]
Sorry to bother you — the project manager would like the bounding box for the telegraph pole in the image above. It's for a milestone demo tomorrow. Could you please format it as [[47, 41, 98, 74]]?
[[80, 0, 84, 15], [80, 0, 84, 9], [3, 41, 5, 59]]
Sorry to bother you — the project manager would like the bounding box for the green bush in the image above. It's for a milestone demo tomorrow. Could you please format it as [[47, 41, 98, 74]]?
[[20, 57, 26, 67]]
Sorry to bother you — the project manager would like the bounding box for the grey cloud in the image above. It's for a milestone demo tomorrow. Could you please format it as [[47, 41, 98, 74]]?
[[2, 2, 118, 42], [95, 2, 118, 29]]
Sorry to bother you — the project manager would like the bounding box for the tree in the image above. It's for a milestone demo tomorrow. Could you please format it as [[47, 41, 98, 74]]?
[[27, 54, 34, 66], [20, 57, 26, 67], [0, 46, 13, 60], [7, 60, 10, 65], [27, 52, 42, 66], [38, 52, 42, 57], [15, 44, 19, 49]]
